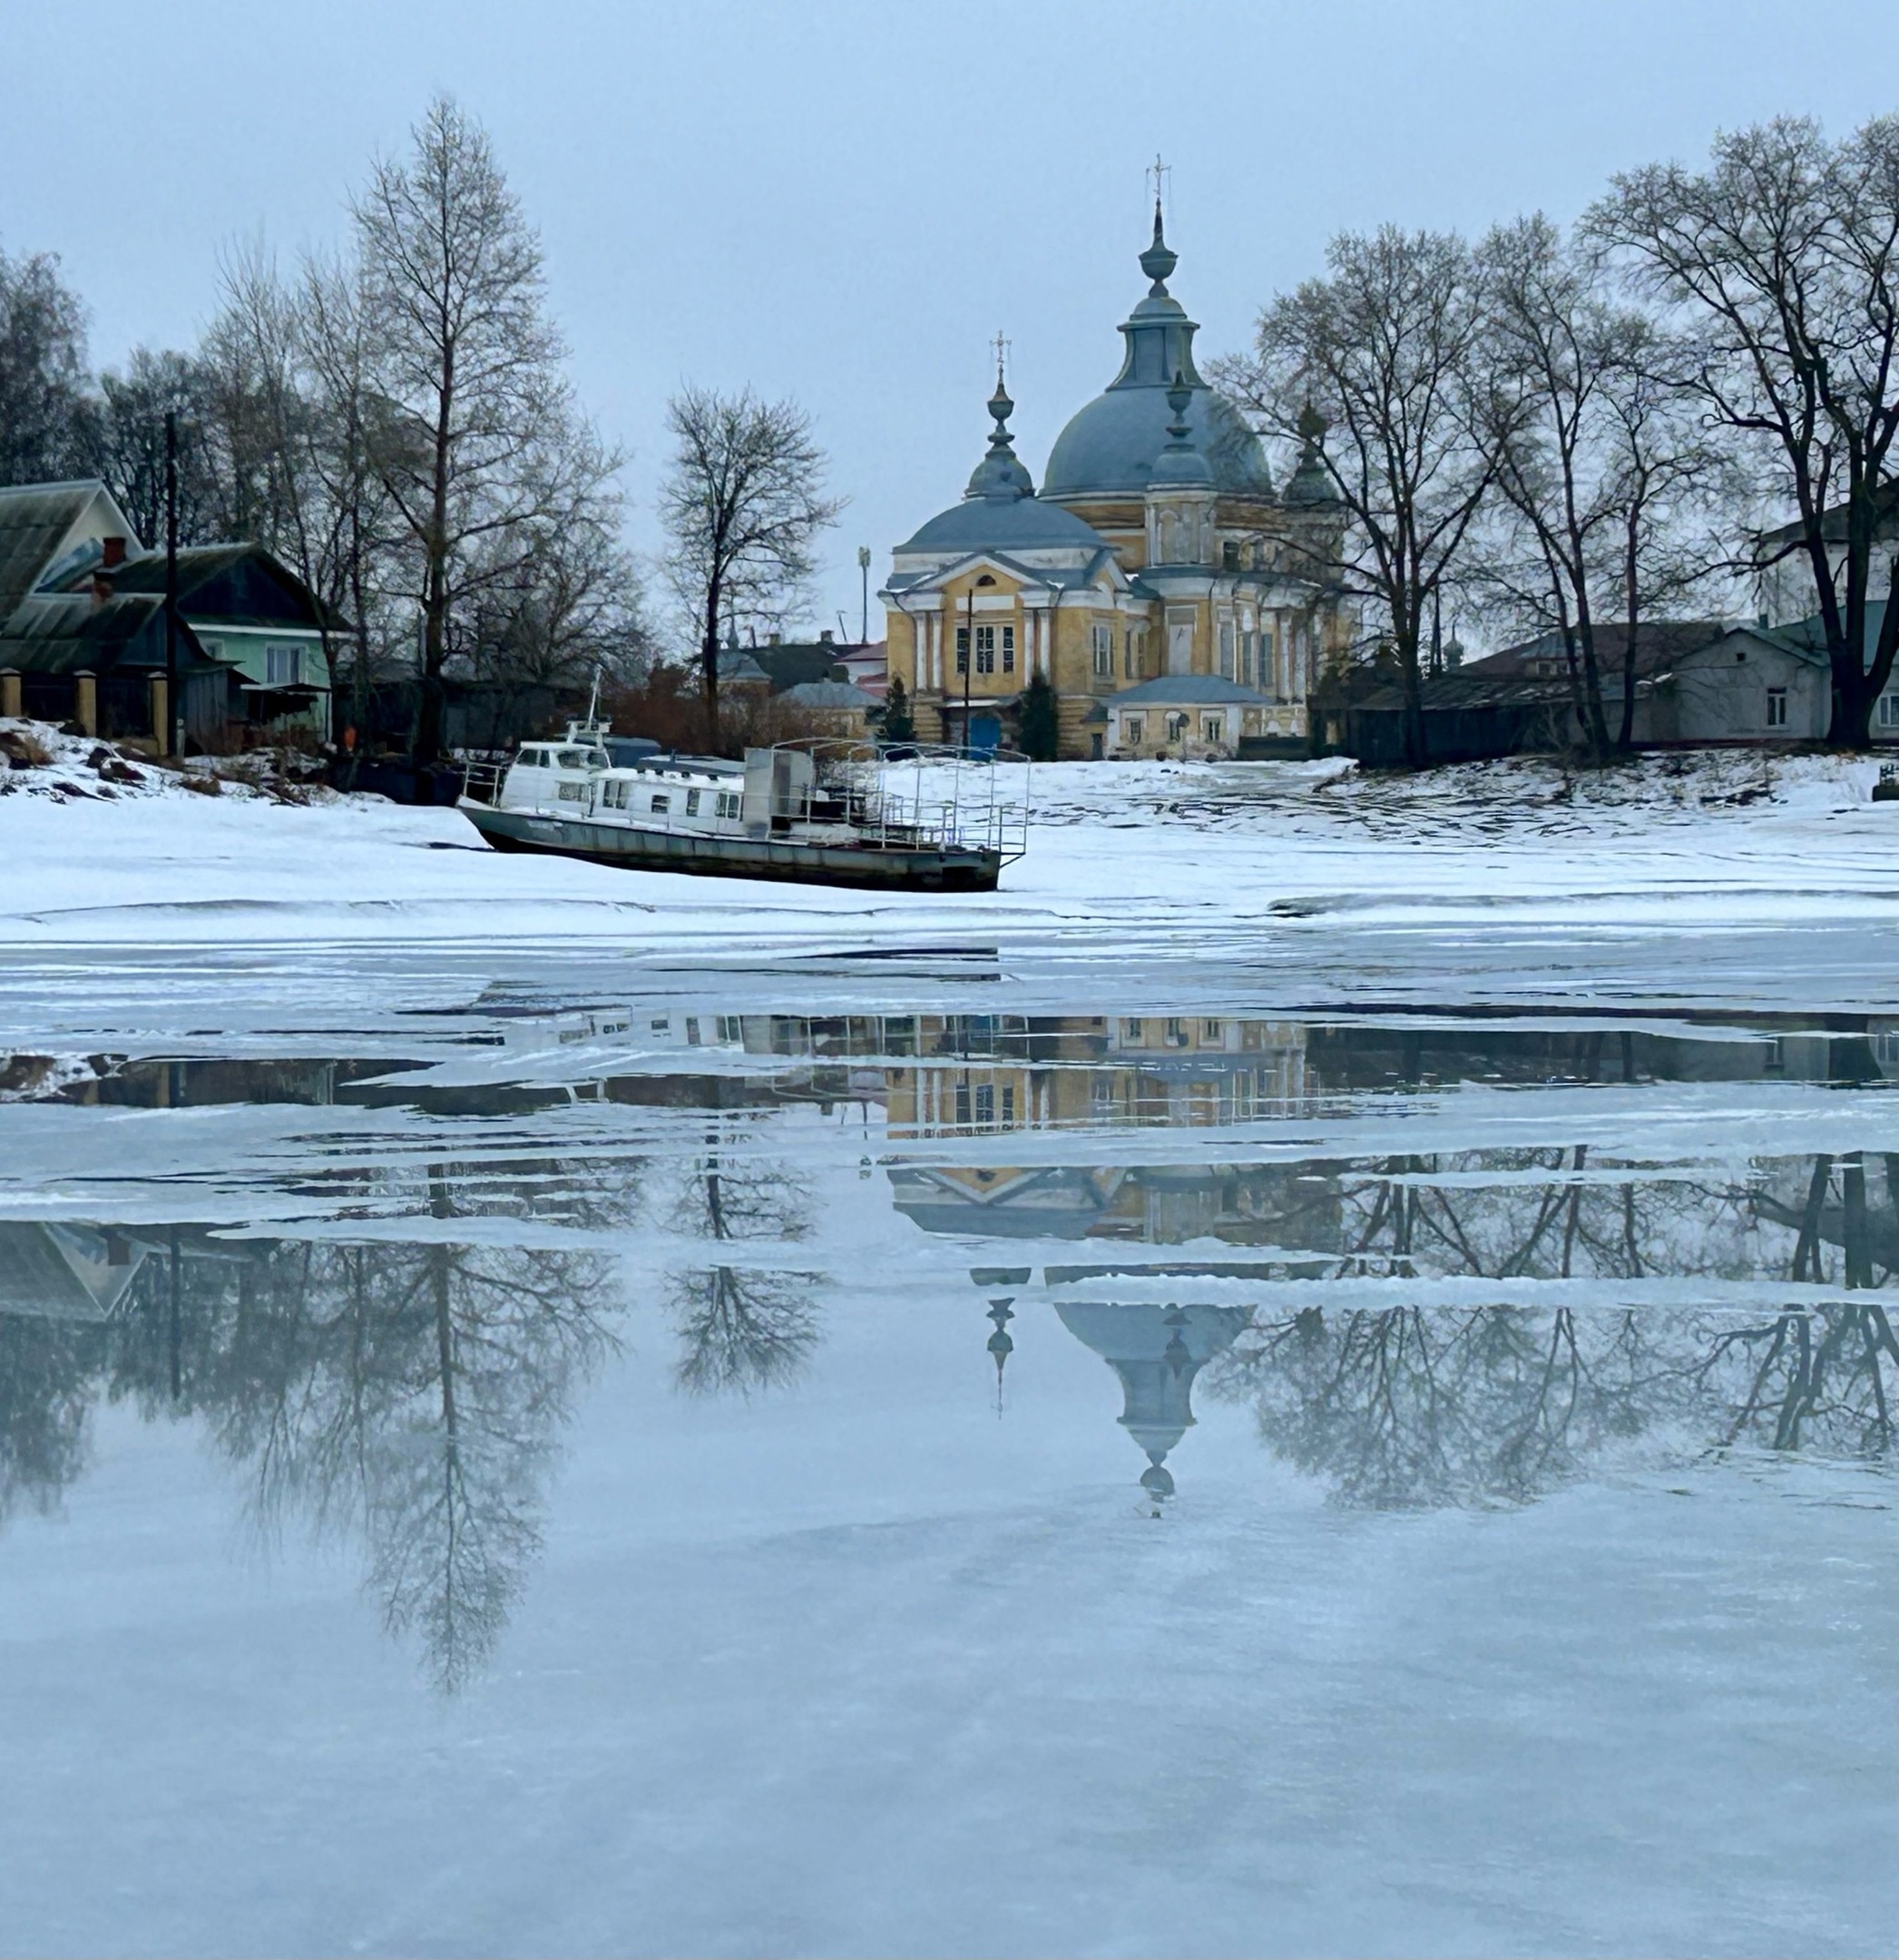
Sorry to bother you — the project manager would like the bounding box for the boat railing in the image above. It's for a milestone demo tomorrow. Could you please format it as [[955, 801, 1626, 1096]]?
[[460, 757, 508, 806], [770, 738, 1031, 862]]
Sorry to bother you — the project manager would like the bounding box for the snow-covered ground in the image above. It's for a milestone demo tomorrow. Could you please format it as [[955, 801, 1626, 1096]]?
[[3, 723, 1894, 1011]]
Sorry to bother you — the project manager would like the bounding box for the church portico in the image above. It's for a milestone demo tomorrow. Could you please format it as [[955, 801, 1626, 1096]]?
[[882, 197, 1354, 760]]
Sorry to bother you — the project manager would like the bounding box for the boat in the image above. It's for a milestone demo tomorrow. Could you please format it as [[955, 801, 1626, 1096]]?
[[456, 719, 1028, 893]]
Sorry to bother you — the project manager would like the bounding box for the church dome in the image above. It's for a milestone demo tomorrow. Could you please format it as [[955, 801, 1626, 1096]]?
[[1042, 210, 1272, 504], [897, 374, 1108, 556]]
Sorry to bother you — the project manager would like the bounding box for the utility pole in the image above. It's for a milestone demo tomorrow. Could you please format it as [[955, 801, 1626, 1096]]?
[[857, 545, 871, 646], [163, 410, 179, 756], [963, 586, 974, 756]]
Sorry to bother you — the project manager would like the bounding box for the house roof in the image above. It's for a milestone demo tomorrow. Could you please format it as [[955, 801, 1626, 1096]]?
[[0, 479, 135, 623], [88, 542, 347, 632], [1468, 619, 1831, 680], [749, 643, 839, 691], [1108, 674, 1276, 707], [778, 679, 879, 710], [0, 591, 220, 676], [1757, 480, 1899, 550]]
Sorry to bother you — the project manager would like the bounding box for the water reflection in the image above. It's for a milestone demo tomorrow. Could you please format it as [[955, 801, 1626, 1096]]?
[[12, 1007, 1896, 1122], [900, 1152, 1899, 1286], [0, 1222, 619, 1690]]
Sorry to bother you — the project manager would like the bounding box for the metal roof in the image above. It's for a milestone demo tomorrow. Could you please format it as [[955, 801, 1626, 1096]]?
[[1107, 675, 1277, 706]]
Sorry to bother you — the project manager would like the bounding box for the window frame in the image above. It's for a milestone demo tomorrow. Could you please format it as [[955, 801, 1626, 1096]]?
[[1091, 622, 1113, 677], [975, 623, 996, 675]]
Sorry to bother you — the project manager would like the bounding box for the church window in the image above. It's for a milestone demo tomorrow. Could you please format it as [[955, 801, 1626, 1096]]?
[[1001, 1084, 1016, 1125], [955, 627, 970, 674], [1219, 621, 1235, 678], [974, 1083, 995, 1126], [1123, 713, 1144, 746], [1124, 628, 1143, 678], [975, 625, 996, 674], [1202, 714, 1224, 745], [1165, 711, 1188, 742], [1240, 632, 1256, 686], [1001, 625, 1015, 673], [1091, 624, 1113, 676], [1261, 627, 1278, 695]]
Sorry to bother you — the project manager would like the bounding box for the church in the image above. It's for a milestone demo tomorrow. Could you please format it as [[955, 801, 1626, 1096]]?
[[880, 201, 1354, 760]]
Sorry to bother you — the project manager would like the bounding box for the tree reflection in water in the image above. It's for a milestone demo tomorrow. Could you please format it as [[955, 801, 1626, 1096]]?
[[666, 1130, 824, 1397], [2, 1228, 622, 1691], [1211, 1302, 1899, 1508]]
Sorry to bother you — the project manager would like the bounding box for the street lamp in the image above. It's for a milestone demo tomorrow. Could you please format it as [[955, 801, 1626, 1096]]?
[[857, 545, 871, 646]]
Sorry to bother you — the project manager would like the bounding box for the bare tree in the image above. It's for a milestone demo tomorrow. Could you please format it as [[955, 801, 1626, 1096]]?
[[1473, 216, 1728, 758], [1589, 114, 1899, 746], [0, 242, 95, 485], [659, 384, 843, 751], [350, 95, 621, 760], [1219, 227, 1495, 768]]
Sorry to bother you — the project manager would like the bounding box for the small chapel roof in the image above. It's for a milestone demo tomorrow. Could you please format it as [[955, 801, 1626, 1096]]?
[[896, 374, 1107, 557]]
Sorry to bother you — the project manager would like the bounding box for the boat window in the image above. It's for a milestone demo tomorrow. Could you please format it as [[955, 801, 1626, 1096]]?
[[557, 749, 587, 769], [557, 781, 584, 802], [685, 789, 701, 816], [717, 792, 740, 819], [651, 794, 670, 814], [587, 751, 609, 769]]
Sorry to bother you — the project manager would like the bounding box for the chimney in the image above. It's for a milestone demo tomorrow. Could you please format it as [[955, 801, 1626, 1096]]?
[[768, 630, 781, 644], [819, 628, 834, 643], [101, 536, 127, 569]]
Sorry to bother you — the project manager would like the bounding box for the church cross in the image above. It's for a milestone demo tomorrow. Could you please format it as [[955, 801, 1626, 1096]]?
[[1147, 153, 1171, 211], [992, 329, 1012, 388]]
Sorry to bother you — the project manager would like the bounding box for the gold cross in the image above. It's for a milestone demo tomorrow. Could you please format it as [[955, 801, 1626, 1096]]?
[[992, 330, 1012, 388]]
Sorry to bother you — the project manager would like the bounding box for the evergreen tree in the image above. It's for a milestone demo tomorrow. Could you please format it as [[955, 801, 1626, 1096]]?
[[1018, 671, 1058, 760], [880, 672, 915, 745]]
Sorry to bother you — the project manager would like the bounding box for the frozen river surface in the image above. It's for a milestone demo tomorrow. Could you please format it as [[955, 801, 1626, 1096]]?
[[0, 756, 1894, 1956]]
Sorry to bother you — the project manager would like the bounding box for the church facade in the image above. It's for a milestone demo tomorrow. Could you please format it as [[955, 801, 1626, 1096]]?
[[880, 207, 1354, 760]]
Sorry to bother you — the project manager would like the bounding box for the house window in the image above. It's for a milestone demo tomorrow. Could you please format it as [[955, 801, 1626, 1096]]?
[[1165, 1017, 1189, 1047], [1166, 711, 1188, 742], [974, 1083, 994, 1127], [1001, 625, 1015, 674], [1123, 713, 1144, 746], [1121, 1018, 1144, 1041], [1091, 624, 1113, 676], [1219, 622, 1235, 679], [1876, 692, 1899, 730], [1202, 714, 1224, 745], [1766, 687, 1788, 727], [975, 625, 996, 674], [955, 627, 970, 674], [265, 644, 300, 686], [1201, 1020, 1223, 1042]]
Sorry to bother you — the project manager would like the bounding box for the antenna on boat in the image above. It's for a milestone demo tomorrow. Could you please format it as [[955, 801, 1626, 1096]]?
[[585, 664, 602, 730]]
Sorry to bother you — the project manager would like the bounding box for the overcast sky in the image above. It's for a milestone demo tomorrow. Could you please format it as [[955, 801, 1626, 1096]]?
[[5, 0, 1894, 644]]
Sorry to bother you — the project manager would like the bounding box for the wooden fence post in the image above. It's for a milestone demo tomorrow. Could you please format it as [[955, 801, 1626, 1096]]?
[[0, 670, 20, 720], [73, 671, 98, 737]]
